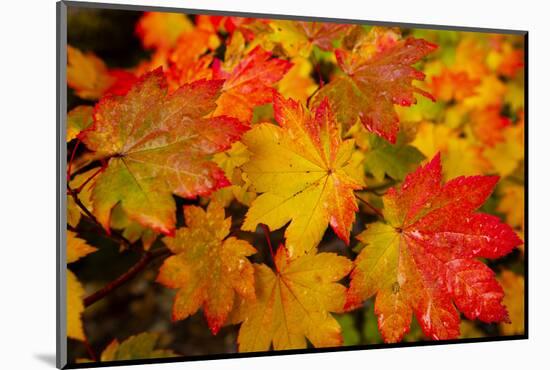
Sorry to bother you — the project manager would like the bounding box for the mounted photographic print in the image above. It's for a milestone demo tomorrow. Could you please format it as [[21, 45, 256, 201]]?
[[56, 1, 527, 368]]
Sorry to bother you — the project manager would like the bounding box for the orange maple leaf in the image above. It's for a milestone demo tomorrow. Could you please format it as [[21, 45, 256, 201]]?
[[212, 46, 292, 122], [80, 69, 248, 235], [157, 202, 256, 334]]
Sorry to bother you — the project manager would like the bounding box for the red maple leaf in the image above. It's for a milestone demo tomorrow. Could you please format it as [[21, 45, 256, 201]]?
[[346, 153, 522, 342], [312, 38, 437, 143], [212, 46, 292, 122]]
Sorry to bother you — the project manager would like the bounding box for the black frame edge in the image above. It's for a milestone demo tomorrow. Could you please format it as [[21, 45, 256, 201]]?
[[57, 1, 68, 369], [63, 0, 527, 35]]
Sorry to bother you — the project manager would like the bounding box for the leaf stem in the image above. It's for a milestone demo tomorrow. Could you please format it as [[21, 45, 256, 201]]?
[[83, 337, 97, 361], [260, 224, 279, 272], [356, 194, 385, 221], [67, 138, 81, 182], [83, 247, 171, 308]]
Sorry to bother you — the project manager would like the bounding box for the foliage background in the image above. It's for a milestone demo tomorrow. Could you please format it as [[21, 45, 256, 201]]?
[[66, 6, 525, 363]]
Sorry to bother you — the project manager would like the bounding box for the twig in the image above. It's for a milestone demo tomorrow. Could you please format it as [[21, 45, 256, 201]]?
[[67, 184, 132, 249], [356, 194, 385, 220], [84, 247, 171, 308]]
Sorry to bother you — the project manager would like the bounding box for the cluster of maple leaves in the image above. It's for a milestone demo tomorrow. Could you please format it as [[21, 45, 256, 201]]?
[[66, 11, 525, 360]]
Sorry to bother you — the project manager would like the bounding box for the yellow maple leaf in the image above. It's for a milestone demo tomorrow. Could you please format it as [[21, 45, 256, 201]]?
[[233, 245, 352, 351], [67, 270, 86, 341], [67, 231, 97, 263], [254, 20, 351, 58], [241, 95, 364, 257], [411, 121, 488, 180], [463, 75, 507, 110], [212, 142, 256, 207], [67, 231, 96, 341], [444, 138, 490, 179], [484, 122, 524, 177], [497, 183, 524, 230]]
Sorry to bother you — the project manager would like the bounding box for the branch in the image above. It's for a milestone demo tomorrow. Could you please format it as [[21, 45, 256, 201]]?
[[84, 247, 171, 308]]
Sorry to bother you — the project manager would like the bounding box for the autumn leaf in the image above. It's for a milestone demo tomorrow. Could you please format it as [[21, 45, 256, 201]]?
[[295, 22, 353, 51], [157, 202, 256, 334], [346, 153, 522, 342], [67, 169, 96, 228], [498, 271, 525, 336], [411, 121, 489, 180], [463, 75, 507, 110], [68, 169, 157, 249], [219, 31, 247, 72], [67, 231, 97, 341], [484, 121, 524, 177], [470, 105, 511, 146], [100, 333, 177, 361], [135, 15, 215, 81], [497, 182, 524, 230], [487, 37, 524, 78], [212, 142, 256, 207], [167, 26, 219, 87], [67, 230, 97, 263], [264, 20, 352, 57], [67, 270, 86, 341], [241, 94, 364, 257], [233, 245, 352, 351], [67, 106, 93, 142], [213, 46, 292, 122], [67, 45, 137, 100], [453, 36, 489, 79], [312, 37, 437, 143], [430, 69, 479, 102], [135, 12, 193, 50], [443, 138, 490, 179], [277, 56, 318, 103], [110, 204, 158, 251], [80, 69, 248, 235]]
